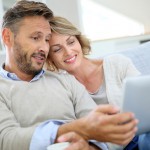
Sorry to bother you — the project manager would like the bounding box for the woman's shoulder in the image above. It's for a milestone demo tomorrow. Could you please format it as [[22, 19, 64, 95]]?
[[90, 58, 103, 67], [90, 54, 131, 64], [103, 54, 131, 64]]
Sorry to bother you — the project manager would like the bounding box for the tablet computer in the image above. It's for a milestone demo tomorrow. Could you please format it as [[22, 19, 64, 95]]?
[[122, 75, 150, 135]]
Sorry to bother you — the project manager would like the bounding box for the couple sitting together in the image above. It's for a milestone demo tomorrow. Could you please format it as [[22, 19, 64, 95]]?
[[0, 0, 149, 150]]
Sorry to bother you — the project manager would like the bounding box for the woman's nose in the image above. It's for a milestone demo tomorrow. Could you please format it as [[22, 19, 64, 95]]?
[[64, 46, 71, 55]]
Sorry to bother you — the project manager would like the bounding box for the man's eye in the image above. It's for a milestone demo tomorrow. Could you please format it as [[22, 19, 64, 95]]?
[[46, 39, 50, 42], [32, 37, 39, 40]]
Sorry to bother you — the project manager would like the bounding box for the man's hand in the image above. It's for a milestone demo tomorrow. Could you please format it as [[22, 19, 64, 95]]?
[[80, 105, 138, 145], [57, 132, 100, 150], [57, 104, 138, 146]]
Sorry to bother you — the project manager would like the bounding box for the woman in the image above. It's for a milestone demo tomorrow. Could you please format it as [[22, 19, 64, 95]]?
[[47, 16, 140, 150], [47, 16, 140, 107]]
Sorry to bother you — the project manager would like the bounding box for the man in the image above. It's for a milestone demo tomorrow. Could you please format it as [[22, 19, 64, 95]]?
[[0, 0, 138, 150]]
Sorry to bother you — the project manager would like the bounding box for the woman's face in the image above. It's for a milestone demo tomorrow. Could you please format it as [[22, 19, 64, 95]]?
[[49, 32, 83, 72]]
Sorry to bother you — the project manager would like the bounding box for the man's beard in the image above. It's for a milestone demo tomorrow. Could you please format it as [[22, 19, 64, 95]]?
[[13, 41, 44, 75]]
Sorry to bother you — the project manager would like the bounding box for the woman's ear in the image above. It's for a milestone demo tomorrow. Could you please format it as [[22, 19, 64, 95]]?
[[2, 28, 14, 47]]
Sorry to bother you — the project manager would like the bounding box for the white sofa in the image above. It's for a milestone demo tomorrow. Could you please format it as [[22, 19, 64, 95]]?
[[0, 42, 150, 75]]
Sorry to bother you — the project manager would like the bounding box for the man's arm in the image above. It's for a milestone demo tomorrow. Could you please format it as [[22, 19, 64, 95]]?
[[30, 120, 64, 150], [57, 105, 138, 146]]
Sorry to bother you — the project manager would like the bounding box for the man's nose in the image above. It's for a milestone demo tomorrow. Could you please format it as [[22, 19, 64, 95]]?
[[40, 40, 49, 53]]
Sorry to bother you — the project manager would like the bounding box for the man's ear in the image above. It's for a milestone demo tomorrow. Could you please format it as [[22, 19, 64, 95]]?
[[2, 28, 14, 47]]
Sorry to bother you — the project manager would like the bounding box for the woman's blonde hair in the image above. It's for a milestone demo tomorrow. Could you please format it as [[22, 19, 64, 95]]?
[[47, 16, 91, 71]]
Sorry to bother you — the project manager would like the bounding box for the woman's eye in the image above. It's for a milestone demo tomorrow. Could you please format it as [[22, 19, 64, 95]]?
[[68, 40, 75, 45], [53, 48, 61, 52]]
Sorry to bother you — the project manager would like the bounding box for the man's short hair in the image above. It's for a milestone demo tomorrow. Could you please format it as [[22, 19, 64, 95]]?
[[2, 0, 53, 33]]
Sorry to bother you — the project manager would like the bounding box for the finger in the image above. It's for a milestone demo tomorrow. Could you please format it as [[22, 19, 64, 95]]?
[[104, 116, 138, 134], [95, 115, 138, 142], [117, 112, 136, 124], [105, 120, 138, 144], [64, 139, 88, 150], [109, 128, 137, 145], [118, 119, 138, 134], [91, 112, 136, 128], [101, 125, 137, 145], [105, 112, 136, 125], [57, 132, 81, 143], [94, 104, 120, 115]]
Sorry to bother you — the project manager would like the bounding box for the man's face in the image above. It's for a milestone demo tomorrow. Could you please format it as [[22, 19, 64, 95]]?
[[11, 16, 51, 75]]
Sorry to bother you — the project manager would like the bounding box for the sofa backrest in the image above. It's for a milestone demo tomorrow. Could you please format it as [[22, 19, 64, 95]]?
[[119, 42, 150, 75], [0, 52, 5, 66]]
